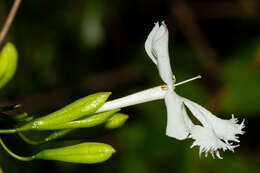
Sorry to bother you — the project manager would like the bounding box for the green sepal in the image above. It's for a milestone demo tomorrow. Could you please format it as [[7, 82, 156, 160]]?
[[18, 92, 111, 131], [105, 113, 129, 129], [0, 42, 18, 89], [42, 109, 120, 130], [35, 142, 115, 164]]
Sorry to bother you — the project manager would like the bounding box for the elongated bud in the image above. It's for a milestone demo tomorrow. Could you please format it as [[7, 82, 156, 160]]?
[[44, 129, 73, 142], [18, 109, 122, 144], [42, 109, 120, 130], [14, 113, 33, 122], [0, 42, 18, 89], [105, 113, 129, 129], [35, 142, 116, 164], [18, 92, 111, 131]]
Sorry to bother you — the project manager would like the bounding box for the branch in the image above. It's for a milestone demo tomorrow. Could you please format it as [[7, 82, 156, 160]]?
[[0, 0, 21, 45]]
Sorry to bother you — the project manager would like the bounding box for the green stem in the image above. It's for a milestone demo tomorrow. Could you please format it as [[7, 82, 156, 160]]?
[[18, 129, 74, 145], [18, 132, 45, 145], [0, 137, 35, 161], [0, 129, 17, 134]]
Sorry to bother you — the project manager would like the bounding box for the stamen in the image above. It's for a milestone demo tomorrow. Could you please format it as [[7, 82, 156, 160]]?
[[174, 75, 201, 87]]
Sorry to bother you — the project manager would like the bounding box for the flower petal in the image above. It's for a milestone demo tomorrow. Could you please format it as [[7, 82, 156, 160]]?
[[145, 22, 159, 65], [185, 99, 245, 142], [182, 104, 194, 132], [165, 91, 189, 140], [152, 22, 174, 85], [183, 98, 211, 128], [189, 125, 236, 159]]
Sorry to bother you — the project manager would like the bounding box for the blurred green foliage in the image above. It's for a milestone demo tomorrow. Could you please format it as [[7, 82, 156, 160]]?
[[222, 38, 260, 114], [0, 0, 260, 173]]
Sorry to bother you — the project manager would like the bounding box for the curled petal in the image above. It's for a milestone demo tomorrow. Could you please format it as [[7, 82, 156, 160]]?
[[165, 91, 189, 140], [145, 22, 174, 85], [189, 125, 236, 159], [145, 22, 159, 65], [185, 99, 245, 142], [152, 22, 174, 85]]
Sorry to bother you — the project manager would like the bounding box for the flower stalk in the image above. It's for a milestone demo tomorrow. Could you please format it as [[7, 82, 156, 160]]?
[[0, 138, 35, 161]]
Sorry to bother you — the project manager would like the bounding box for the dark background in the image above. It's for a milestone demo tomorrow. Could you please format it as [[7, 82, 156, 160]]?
[[0, 0, 260, 172]]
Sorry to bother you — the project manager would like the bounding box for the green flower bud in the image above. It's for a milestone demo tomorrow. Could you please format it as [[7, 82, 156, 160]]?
[[44, 129, 73, 142], [0, 42, 18, 89], [105, 113, 129, 129], [35, 142, 115, 164], [44, 109, 120, 130], [0, 47, 9, 79], [18, 92, 111, 131], [14, 113, 33, 122]]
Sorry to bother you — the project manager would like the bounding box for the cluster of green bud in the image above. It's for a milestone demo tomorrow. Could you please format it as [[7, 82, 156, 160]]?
[[17, 92, 112, 131], [0, 46, 129, 164], [0, 92, 129, 164]]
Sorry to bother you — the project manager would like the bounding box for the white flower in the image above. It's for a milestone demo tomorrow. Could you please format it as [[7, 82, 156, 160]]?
[[145, 21, 245, 159], [97, 21, 245, 159]]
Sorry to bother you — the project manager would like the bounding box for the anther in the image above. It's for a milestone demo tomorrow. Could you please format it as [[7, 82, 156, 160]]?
[[161, 84, 169, 90]]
